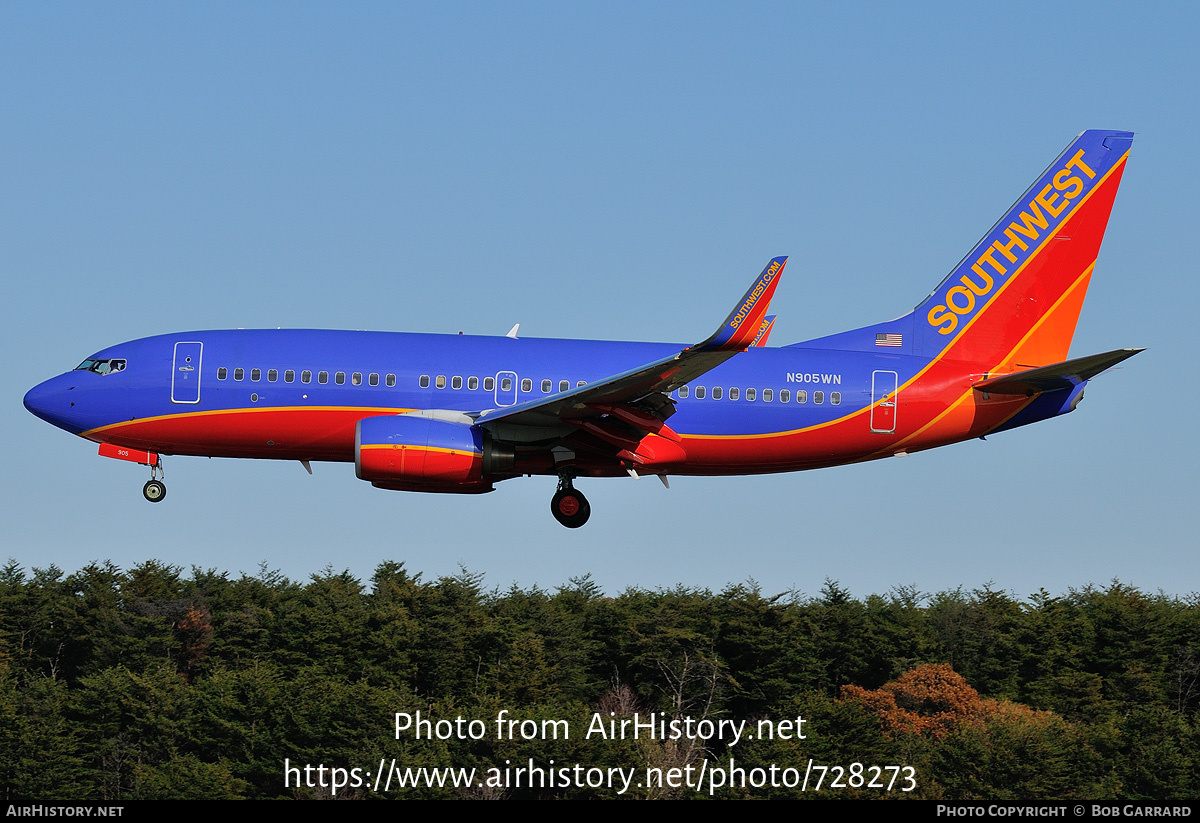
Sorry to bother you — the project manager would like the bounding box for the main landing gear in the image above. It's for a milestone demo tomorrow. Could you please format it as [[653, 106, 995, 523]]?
[[551, 474, 590, 529], [142, 458, 166, 503]]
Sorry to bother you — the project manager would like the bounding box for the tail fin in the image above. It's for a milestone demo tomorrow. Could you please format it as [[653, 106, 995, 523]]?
[[914, 129, 1132, 367]]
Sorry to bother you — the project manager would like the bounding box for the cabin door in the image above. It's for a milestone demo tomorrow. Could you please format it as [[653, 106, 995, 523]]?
[[171, 341, 203, 404], [871, 370, 897, 434]]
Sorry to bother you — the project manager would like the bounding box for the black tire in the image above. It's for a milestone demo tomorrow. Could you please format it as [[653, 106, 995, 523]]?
[[550, 488, 590, 528], [142, 480, 167, 503]]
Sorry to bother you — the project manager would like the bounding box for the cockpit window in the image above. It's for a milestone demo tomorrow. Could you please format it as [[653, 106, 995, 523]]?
[[74, 358, 126, 375]]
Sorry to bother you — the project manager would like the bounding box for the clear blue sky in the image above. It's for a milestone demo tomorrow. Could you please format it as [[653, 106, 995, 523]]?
[[4, 3, 1197, 599]]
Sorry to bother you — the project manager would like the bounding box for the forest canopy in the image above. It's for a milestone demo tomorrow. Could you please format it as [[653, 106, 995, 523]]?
[[2, 559, 1196, 799]]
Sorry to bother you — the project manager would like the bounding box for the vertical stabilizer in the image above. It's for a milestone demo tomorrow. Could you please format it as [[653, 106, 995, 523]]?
[[913, 130, 1132, 368]]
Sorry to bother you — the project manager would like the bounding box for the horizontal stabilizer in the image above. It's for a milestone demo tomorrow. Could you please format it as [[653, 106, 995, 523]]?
[[974, 348, 1143, 395]]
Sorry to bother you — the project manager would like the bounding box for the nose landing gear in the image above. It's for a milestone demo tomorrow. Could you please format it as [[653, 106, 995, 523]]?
[[551, 474, 590, 528], [142, 458, 166, 503]]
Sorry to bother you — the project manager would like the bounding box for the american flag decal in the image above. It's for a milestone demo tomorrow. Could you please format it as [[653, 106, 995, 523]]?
[[875, 333, 903, 347]]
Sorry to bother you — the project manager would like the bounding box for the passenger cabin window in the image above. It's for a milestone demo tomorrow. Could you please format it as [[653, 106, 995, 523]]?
[[763, 389, 773, 402], [468, 377, 479, 390], [352, 372, 362, 386], [419, 375, 430, 388], [831, 392, 841, 405], [695, 386, 706, 399], [746, 388, 756, 401], [318, 371, 328, 384], [369, 373, 379, 386], [559, 380, 569, 392], [301, 370, 312, 383], [678, 386, 689, 398], [217, 367, 228, 380], [713, 387, 723, 400], [268, 369, 278, 382], [435, 375, 446, 389], [500, 377, 512, 391], [485, 377, 495, 391], [729, 387, 739, 401], [285, 370, 295, 383], [234, 368, 244, 381], [780, 389, 790, 403], [452, 376, 462, 390], [386, 374, 396, 387], [521, 378, 532, 392], [814, 391, 824, 404], [251, 368, 261, 382], [541, 379, 551, 393], [796, 390, 807, 403], [335, 372, 346, 385], [577, 381, 587, 387]]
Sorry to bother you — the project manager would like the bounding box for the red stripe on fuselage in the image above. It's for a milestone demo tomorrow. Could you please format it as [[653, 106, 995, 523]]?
[[86, 406, 412, 461]]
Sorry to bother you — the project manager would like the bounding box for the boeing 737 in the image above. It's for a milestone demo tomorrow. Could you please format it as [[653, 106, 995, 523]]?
[[24, 130, 1140, 527]]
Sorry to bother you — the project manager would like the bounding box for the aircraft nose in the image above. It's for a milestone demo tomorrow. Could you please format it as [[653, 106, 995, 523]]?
[[24, 374, 84, 433]]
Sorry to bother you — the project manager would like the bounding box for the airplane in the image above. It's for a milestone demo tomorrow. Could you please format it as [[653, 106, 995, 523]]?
[[24, 129, 1140, 528]]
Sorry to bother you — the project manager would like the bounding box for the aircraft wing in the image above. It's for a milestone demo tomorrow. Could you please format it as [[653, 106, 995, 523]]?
[[973, 348, 1143, 395], [476, 256, 786, 439]]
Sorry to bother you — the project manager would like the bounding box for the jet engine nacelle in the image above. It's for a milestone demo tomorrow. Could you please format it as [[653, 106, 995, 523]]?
[[354, 414, 515, 492]]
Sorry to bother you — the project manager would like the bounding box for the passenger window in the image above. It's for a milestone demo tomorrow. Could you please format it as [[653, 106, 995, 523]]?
[[335, 372, 346, 385], [780, 389, 790, 403], [386, 374, 396, 387], [268, 369, 278, 382], [318, 371, 328, 384], [541, 379, 551, 393], [435, 375, 446, 389], [234, 368, 244, 381], [285, 369, 295, 383], [746, 388, 756, 401], [521, 378, 532, 392], [713, 387, 723, 400], [420, 375, 430, 388], [729, 387, 740, 400], [485, 377, 495, 391], [501, 377, 512, 391], [559, 380, 569, 392], [301, 370, 312, 383], [217, 367, 228, 380], [577, 381, 587, 387], [452, 376, 462, 390], [831, 392, 841, 405], [695, 386, 706, 399], [251, 368, 261, 382], [369, 373, 379, 386], [352, 372, 362, 386], [796, 390, 806, 403], [468, 376, 479, 390], [678, 386, 689, 398], [763, 389, 773, 402], [814, 391, 824, 404]]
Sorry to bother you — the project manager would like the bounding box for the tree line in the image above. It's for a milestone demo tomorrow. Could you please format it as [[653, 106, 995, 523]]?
[[1, 559, 1196, 799]]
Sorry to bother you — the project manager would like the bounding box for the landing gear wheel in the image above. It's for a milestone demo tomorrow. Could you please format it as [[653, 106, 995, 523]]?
[[551, 487, 590, 528], [142, 479, 167, 503]]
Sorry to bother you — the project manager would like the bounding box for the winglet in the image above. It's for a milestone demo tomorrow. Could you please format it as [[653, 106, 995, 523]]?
[[751, 315, 776, 348], [697, 256, 787, 352]]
